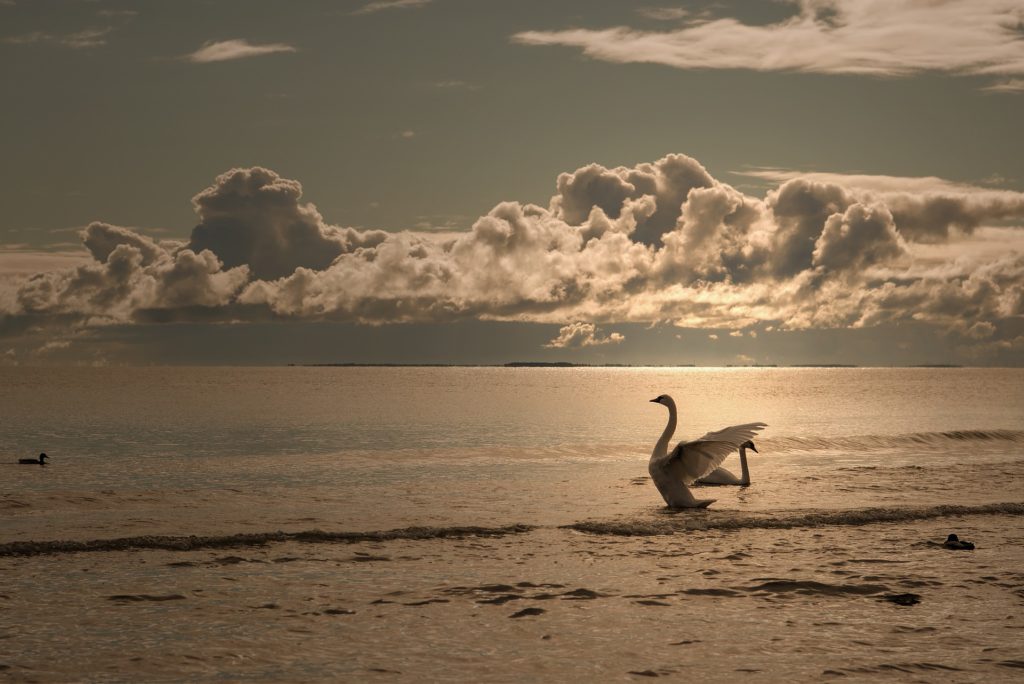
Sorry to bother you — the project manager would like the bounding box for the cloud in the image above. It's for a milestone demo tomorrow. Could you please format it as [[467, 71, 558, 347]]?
[[3, 153, 1024, 361], [430, 80, 480, 90], [353, 0, 432, 15], [3, 27, 112, 48], [0, 249, 89, 277], [735, 168, 1010, 196], [982, 78, 1024, 93], [636, 7, 690, 22], [812, 203, 906, 273], [97, 10, 138, 19], [552, 153, 716, 245], [739, 168, 1024, 247], [15, 237, 249, 322], [513, 0, 1024, 79], [184, 39, 297, 64], [544, 322, 624, 348], [186, 167, 387, 281]]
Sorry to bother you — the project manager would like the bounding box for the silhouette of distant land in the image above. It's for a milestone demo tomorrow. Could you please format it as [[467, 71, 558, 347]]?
[[505, 361, 575, 367], [289, 362, 968, 368], [790, 364, 858, 368], [289, 362, 693, 368], [506, 361, 622, 367]]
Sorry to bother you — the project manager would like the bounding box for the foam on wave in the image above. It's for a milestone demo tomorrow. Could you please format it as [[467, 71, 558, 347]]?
[[5, 502, 1022, 555], [0, 524, 534, 558], [765, 429, 1024, 453], [565, 502, 1024, 536]]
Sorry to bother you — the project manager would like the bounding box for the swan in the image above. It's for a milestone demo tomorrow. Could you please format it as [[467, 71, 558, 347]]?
[[648, 395, 765, 508], [697, 441, 757, 486], [18, 453, 48, 465]]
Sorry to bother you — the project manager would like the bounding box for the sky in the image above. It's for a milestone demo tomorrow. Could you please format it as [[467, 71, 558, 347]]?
[[1, 0, 1024, 366]]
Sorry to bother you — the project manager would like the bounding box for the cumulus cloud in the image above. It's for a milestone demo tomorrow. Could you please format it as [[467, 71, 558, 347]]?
[[184, 39, 296, 63], [544, 322, 624, 348], [513, 0, 1024, 80], [741, 168, 1024, 243], [186, 167, 386, 280], [2, 153, 1023, 359], [812, 203, 906, 273], [15, 233, 249, 323], [552, 153, 715, 246]]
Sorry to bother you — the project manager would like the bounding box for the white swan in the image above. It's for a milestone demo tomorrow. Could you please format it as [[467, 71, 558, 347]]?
[[697, 441, 757, 486], [648, 395, 766, 508]]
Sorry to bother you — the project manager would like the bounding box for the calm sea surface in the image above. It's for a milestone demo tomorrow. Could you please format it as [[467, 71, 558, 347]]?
[[3, 367, 1024, 681], [3, 366, 1024, 537]]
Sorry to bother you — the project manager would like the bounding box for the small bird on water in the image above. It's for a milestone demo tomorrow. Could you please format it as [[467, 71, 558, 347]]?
[[943, 533, 975, 550], [18, 453, 48, 465]]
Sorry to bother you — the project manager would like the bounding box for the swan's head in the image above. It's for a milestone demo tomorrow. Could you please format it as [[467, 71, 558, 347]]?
[[649, 394, 672, 406], [946, 533, 959, 543], [39, 453, 48, 462], [741, 441, 758, 453]]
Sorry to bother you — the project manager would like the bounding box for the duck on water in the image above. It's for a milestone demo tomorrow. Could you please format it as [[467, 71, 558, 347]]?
[[18, 453, 48, 465], [943, 533, 975, 550]]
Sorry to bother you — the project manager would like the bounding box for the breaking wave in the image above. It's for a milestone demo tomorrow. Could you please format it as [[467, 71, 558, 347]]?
[[565, 502, 1024, 536], [764, 429, 1024, 453], [0, 524, 534, 558], [4, 502, 1022, 556]]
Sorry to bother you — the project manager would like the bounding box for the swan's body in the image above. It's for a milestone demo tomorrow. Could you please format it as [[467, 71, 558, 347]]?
[[18, 453, 48, 465], [648, 395, 765, 508], [697, 442, 756, 486]]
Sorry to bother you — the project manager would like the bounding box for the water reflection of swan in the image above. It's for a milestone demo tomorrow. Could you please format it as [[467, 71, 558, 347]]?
[[648, 395, 765, 508], [697, 441, 757, 486]]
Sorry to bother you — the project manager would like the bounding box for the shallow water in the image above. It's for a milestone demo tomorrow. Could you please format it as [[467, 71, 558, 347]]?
[[3, 367, 1024, 680]]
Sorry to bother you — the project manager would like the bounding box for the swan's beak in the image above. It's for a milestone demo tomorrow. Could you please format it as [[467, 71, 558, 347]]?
[[748, 442, 758, 453], [649, 398, 660, 403]]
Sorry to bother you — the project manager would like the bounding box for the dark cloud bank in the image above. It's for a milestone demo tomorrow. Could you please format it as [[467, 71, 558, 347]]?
[[3, 154, 1024, 362]]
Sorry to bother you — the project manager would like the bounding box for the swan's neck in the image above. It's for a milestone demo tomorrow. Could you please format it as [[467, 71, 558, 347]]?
[[738, 447, 750, 485], [653, 402, 677, 459]]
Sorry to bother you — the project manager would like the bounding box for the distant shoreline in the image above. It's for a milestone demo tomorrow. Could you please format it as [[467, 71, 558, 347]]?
[[289, 362, 966, 369]]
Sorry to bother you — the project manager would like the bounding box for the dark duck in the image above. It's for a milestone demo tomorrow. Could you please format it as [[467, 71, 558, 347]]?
[[943, 533, 975, 550]]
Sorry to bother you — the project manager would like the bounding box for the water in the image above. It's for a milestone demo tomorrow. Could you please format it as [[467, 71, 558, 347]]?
[[3, 367, 1024, 681]]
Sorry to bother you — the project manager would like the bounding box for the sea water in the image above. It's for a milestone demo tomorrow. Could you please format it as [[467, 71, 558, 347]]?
[[3, 367, 1024, 681]]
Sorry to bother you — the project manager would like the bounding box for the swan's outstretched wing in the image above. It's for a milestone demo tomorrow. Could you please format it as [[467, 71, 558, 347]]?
[[666, 422, 766, 485]]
